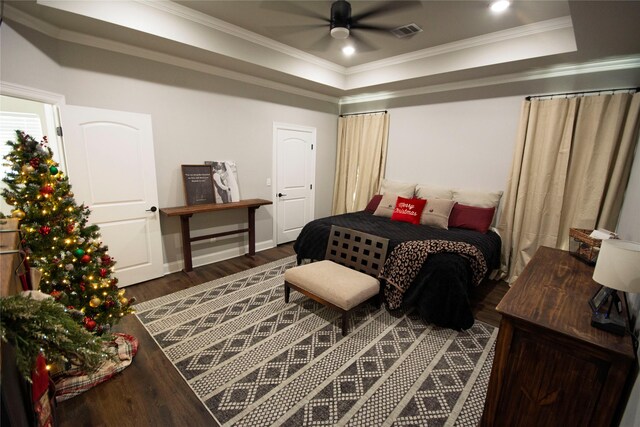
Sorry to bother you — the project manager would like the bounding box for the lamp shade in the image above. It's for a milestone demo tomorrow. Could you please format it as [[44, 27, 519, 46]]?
[[592, 239, 640, 293]]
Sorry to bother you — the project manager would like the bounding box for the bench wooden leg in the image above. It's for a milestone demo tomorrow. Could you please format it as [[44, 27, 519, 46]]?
[[374, 293, 382, 309], [341, 313, 348, 336], [284, 282, 290, 303]]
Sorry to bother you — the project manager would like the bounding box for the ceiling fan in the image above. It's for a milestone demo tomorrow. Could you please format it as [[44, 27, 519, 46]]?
[[266, 1, 422, 52], [328, 0, 410, 40]]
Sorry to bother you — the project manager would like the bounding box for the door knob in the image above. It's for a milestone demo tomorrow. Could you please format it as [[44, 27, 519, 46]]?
[[146, 206, 158, 212], [277, 193, 287, 197]]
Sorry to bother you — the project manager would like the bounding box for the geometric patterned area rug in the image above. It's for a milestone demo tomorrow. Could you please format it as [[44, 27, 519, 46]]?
[[135, 256, 497, 426]]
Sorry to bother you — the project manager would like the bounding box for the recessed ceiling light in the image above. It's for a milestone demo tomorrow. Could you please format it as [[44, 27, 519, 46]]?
[[342, 46, 355, 56], [490, 0, 510, 13]]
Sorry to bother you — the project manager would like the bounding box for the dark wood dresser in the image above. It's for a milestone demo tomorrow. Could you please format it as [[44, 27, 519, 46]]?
[[481, 246, 635, 426]]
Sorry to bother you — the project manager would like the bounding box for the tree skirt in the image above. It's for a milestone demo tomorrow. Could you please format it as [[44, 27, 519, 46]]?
[[53, 333, 138, 402]]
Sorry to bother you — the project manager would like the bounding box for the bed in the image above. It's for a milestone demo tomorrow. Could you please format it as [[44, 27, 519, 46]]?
[[293, 210, 501, 330]]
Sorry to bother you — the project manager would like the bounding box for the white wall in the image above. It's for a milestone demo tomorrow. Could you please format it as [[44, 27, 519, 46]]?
[[386, 96, 522, 192], [0, 22, 338, 269]]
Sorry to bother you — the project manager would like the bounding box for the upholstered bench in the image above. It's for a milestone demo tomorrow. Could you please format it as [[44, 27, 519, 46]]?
[[284, 226, 389, 335]]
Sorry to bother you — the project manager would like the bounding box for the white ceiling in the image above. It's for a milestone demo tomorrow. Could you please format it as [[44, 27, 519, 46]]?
[[3, 1, 640, 105]]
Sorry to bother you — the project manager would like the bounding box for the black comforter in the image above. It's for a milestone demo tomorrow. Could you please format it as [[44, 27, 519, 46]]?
[[293, 211, 501, 330]]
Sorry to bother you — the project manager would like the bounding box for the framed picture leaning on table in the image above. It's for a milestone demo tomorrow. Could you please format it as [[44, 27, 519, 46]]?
[[205, 160, 240, 203]]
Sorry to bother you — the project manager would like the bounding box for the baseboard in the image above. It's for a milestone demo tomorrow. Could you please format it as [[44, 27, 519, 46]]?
[[162, 239, 275, 275]]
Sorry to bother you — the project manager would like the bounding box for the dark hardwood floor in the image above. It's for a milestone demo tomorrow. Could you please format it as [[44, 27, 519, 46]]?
[[56, 243, 509, 427]]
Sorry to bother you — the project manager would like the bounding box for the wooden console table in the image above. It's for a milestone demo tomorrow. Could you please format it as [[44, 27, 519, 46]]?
[[160, 199, 272, 272], [481, 246, 635, 426]]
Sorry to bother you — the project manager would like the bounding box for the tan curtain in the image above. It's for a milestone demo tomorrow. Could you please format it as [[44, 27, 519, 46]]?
[[332, 112, 389, 214], [498, 92, 640, 282]]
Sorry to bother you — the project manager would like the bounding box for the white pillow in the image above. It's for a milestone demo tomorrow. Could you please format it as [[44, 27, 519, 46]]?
[[452, 188, 503, 208], [415, 184, 454, 200], [419, 198, 455, 229], [373, 193, 399, 218], [379, 179, 416, 198]]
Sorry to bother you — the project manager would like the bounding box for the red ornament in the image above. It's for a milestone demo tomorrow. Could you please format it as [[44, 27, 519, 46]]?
[[104, 299, 115, 308], [39, 226, 51, 235], [101, 255, 112, 266], [66, 224, 75, 234], [99, 268, 108, 277], [39, 185, 54, 195], [83, 317, 97, 331], [79, 282, 86, 292], [80, 254, 91, 263], [30, 157, 40, 168], [50, 290, 62, 300]]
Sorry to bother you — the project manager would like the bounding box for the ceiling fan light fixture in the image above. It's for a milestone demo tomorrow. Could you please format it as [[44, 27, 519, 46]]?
[[490, 0, 511, 13], [342, 45, 355, 56], [331, 26, 350, 39]]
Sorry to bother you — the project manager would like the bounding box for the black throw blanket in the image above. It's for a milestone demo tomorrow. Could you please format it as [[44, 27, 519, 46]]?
[[293, 211, 501, 330], [380, 240, 487, 310]]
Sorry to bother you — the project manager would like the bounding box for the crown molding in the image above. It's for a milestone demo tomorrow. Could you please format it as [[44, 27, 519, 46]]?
[[0, 80, 67, 105], [339, 55, 640, 105], [138, 0, 347, 74], [4, 3, 62, 39], [347, 16, 574, 75], [4, 3, 339, 104]]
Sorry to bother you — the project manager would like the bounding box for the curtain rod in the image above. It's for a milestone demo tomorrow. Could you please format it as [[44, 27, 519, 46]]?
[[526, 87, 639, 101], [339, 110, 388, 117]]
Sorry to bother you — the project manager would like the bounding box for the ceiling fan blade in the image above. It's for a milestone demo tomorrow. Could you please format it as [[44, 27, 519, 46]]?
[[350, 23, 395, 33], [349, 31, 378, 53], [307, 34, 335, 52], [260, 1, 329, 23], [351, 1, 422, 23], [267, 23, 328, 37]]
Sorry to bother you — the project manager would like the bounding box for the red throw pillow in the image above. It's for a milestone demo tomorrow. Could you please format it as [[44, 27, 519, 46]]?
[[448, 203, 496, 233], [391, 197, 426, 225], [364, 194, 383, 213]]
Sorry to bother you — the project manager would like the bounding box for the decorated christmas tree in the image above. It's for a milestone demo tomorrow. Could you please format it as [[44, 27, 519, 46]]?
[[1, 131, 134, 333]]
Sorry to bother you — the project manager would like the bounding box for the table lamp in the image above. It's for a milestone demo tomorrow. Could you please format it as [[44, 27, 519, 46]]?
[[589, 239, 640, 336]]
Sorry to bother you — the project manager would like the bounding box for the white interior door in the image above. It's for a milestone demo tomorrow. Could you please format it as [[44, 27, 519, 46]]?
[[60, 105, 164, 286], [274, 124, 316, 244]]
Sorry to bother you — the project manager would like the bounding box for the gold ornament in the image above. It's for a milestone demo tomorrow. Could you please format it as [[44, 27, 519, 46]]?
[[21, 164, 35, 174], [89, 296, 102, 308], [119, 297, 128, 306], [11, 209, 26, 219]]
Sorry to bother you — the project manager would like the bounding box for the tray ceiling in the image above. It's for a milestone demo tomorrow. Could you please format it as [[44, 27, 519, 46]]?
[[3, 1, 640, 104]]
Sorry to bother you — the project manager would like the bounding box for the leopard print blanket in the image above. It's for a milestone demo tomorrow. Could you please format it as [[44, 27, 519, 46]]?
[[379, 240, 487, 310]]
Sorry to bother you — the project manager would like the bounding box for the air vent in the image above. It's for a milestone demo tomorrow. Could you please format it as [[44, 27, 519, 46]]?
[[390, 23, 423, 39]]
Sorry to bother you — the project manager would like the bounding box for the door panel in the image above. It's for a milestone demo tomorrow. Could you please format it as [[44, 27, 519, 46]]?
[[60, 106, 163, 286], [81, 125, 146, 205], [282, 198, 306, 232], [99, 219, 153, 268], [275, 125, 315, 244]]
